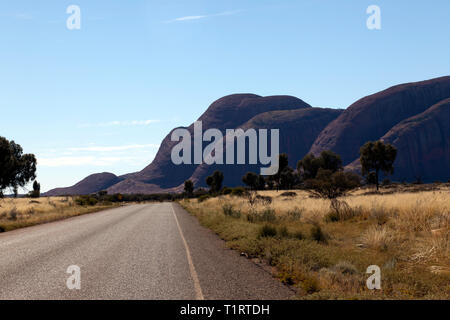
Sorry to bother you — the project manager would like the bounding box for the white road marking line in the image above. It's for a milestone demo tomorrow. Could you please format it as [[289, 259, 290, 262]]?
[[171, 203, 204, 300]]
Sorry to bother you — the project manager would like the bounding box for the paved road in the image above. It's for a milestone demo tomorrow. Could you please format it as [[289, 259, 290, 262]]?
[[0, 203, 293, 300]]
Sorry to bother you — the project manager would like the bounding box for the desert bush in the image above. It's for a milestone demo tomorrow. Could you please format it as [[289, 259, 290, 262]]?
[[8, 207, 18, 221], [361, 225, 393, 251], [247, 208, 277, 223], [332, 261, 359, 275], [256, 195, 272, 205], [197, 195, 211, 203], [222, 204, 241, 218], [369, 205, 391, 225], [258, 224, 277, 238], [280, 191, 297, 197], [325, 200, 360, 222], [221, 187, 232, 195], [286, 207, 303, 221], [278, 225, 289, 238], [292, 230, 304, 240], [310, 224, 327, 243], [231, 187, 247, 197], [300, 275, 321, 294], [75, 196, 98, 206]]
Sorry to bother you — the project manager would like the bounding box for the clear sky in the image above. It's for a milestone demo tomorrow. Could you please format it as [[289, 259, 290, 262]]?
[[1, 0, 449, 192]]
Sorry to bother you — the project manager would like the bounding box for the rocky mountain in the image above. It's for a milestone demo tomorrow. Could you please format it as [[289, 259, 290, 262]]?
[[309, 76, 450, 164], [377, 98, 449, 182], [187, 107, 343, 189], [46, 76, 450, 195], [345, 97, 450, 182], [46, 172, 121, 196]]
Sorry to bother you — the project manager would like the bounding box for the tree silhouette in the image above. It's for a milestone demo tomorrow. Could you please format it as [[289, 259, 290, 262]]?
[[184, 180, 194, 196], [0, 136, 37, 196], [269, 153, 294, 191], [242, 172, 258, 190], [360, 141, 397, 191], [206, 170, 224, 194], [297, 150, 342, 180], [30, 180, 40, 198]]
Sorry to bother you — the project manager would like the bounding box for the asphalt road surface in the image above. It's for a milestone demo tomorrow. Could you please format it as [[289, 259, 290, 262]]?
[[0, 203, 294, 300]]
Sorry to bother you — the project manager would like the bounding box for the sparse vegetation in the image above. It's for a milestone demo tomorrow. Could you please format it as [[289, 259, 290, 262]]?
[[180, 185, 450, 299], [0, 196, 119, 232]]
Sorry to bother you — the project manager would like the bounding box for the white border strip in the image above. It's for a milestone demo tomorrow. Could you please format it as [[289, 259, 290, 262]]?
[[171, 203, 204, 300]]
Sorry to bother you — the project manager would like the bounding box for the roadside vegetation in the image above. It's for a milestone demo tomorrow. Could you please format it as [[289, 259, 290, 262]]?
[[180, 185, 450, 299], [180, 141, 449, 299], [0, 196, 119, 232]]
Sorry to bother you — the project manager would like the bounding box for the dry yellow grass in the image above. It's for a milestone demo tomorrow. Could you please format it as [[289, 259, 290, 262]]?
[[0, 196, 118, 232], [181, 185, 450, 299]]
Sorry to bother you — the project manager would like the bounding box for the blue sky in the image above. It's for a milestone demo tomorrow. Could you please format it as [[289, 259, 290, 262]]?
[[1, 0, 449, 192]]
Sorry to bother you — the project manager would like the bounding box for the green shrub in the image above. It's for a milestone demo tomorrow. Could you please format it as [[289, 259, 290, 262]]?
[[198, 194, 211, 203], [286, 207, 303, 221], [300, 276, 320, 294], [332, 261, 358, 275], [325, 211, 339, 222], [247, 208, 277, 223], [278, 226, 289, 238], [280, 191, 297, 197], [260, 208, 276, 222], [258, 224, 277, 238], [8, 207, 18, 220], [231, 187, 247, 197], [256, 195, 272, 205], [310, 224, 327, 243], [75, 196, 98, 206], [221, 187, 232, 195], [324, 200, 360, 222], [292, 230, 304, 240], [222, 204, 241, 218]]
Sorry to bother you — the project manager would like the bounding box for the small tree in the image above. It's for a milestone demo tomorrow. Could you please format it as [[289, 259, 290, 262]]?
[[297, 150, 342, 181], [30, 180, 41, 198], [360, 141, 397, 191], [242, 172, 258, 190], [0, 137, 37, 196], [268, 153, 293, 191], [279, 166, 296, 190], [257, 175, 266, 190], [306, 168, 361, 219], [184, 180, 194, 196], [306, 169, 360, 200], [206, 170, 224, 194]]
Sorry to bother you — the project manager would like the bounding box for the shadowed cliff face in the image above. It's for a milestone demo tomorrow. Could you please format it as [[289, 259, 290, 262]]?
[[310, 76, 450, 165], [381, 98, 450, 182], [188, 107, 343, 188], [345, 98, 450, 183], [125, 94, 311, 188]]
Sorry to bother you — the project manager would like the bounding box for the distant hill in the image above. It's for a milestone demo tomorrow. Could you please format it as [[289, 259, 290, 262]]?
[[46, 76, 450, 195], [45, 172, 121, 196]]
